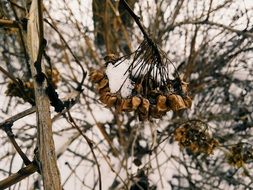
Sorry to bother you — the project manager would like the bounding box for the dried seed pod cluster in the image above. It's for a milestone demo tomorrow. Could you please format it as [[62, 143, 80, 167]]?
[[174, 122, 219, 155], [5, 80, 35, 105], [90, 39, 192, 120], [5, 68, 60, 105], [226, 143, 253, 168], [46, 68, 60, 88]]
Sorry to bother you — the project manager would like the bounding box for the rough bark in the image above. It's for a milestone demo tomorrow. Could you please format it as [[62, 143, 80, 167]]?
[[27, 0, 61, 189]]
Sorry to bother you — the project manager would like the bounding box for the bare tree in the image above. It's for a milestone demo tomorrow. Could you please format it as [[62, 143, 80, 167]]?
[[0, 0, 252, 189]]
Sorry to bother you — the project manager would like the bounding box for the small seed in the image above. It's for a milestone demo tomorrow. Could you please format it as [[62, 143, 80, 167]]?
[[89, 70, 104, 83], [156, 95, 167, 112], [99, 92, 110, 104], [167, 94, 187, 111], [139, 98, 150, 114], [99, 86, 110, 94], [97, 78, 109, 91], [132, 96, 141, 110], [121, 98, 133, 112], [183, 96, 192, 108], [106, 95, 117, 107]]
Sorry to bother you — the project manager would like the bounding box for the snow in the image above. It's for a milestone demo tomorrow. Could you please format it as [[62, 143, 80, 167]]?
[[105, 60, 134, 98]]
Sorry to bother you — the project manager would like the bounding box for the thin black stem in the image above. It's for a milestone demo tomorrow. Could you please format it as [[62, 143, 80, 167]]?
[[3, 123, 32, 165]]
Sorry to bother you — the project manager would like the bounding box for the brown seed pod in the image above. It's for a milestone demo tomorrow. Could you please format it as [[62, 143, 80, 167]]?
[[99, 92, 110, 104], [138, 112, 149, 121], [156, 95, 168, 112], [139, 98, 150, 115], [99, 86, 110, 94], [90, 70, 105, 83], [132, 96, 141, 110], [181, 81, 189, 95], [104, 54, 118, 64], [138, 98, 150, 121], [46, 68, 60, 88], [167, 94, 187, 111], [120, 98, 133, 112], [183, 96, 192, 108], [106, 95, 117, 107], [99, 92, 117, 107], [96, 78, 109, 91], [134, 83, 143, 94], [24, 81, 34, 89], [149, 105, 161, 119]]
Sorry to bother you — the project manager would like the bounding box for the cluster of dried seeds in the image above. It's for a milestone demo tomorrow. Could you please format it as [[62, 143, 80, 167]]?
[[90, 68, 192, 120], [5, 68, 60, 104], [226, 143, 253, 168], [174, 122, 219, 155], [90, 40, 192, 120], [6, 79, 35, 104]]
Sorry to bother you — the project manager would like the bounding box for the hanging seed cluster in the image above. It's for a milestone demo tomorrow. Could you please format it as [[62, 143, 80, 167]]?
[[226, 143, 253, 168], [5, 68, 60, 105], [90, 39, 192, 120], [174, 122, 219, 155]]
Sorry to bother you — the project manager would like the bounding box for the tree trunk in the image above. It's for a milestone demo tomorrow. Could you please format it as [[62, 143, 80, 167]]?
[[27, 0, 61, 189]]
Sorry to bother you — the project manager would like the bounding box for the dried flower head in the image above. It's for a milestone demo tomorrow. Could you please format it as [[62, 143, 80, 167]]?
[[5, 67, 60, 105], [226, 143, 253, 168], [90, 21, 192, 120], [89, 39, 192, 120], [5, 80, 35, 105], [174, 121, 219, 155]]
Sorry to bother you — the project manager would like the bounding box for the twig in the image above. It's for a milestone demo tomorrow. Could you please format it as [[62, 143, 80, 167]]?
[[2, 123, 32, 165], [44, 18, 87, 91], [0, 107, 36, 129], [37, 0, 44, 46], [0, 65, 19, 84], [0, 163, 37, 190], [0, 19, 19, 28], [9, 1, 26, 12], [119, 0, 163, 69], [66, 110, 102, 190], [108, 0, 132, 52], [120, 0, 149, 39], [8, 0, 30, 72], [171, 20, 253, 38]]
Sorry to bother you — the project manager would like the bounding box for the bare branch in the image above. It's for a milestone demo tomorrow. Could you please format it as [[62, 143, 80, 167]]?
[[0, 163, 37, 190]]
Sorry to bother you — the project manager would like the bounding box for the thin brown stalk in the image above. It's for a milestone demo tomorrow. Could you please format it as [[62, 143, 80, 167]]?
[[0, 163, 37, 190]]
